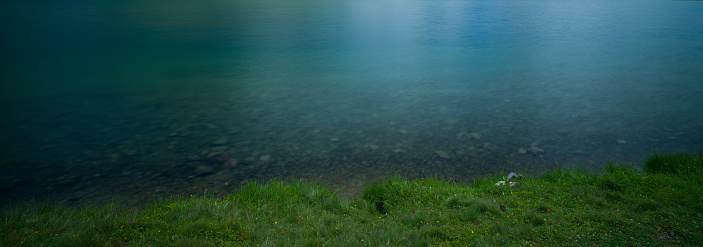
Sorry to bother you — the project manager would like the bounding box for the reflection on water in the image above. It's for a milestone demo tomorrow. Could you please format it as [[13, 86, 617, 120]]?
[[1, 0, 702, 206]]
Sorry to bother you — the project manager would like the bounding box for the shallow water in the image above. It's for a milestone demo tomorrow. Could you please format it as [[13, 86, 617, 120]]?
[[1, 0, 702, 205]]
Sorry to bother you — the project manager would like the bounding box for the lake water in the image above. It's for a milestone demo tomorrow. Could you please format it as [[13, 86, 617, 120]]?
[[1, 0, 702, 206]]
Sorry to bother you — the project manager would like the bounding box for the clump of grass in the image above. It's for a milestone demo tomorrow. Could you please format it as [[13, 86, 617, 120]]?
[[524, 210, 546, 226], [0, 199, 138, 246], [598, 176, 623, 191], [602, 191, 624, 201], [635, 199, 662, 212], [473, 198, 503, 216], [586, 211, 624, 225], [644, 152, 693, 174], [535, 203, 552, 213], [444, 195, 474, 208], [585, 196, 607, 208]]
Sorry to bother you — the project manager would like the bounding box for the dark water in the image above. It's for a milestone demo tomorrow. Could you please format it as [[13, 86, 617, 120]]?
[[1, 0, 702, 206]]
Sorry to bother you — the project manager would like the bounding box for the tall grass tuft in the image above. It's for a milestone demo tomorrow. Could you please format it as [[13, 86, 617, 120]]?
[[643, 152, 692, 174]]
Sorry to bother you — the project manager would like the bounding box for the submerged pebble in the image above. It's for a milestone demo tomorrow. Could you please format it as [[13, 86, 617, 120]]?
[[211, 145, 229, 152], [260, 154, 271, 161], [194, 166, 214, 176], [528, 146, 545, 154], [211, 137, 228, 146], [470, 132, 482, 140], [223, 159, 237, 169], [207, 152, 229, 164], [434, 150, 450, 159]]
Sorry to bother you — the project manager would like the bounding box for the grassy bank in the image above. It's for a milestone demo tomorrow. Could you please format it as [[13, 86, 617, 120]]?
[[2, 152, 702, 246]]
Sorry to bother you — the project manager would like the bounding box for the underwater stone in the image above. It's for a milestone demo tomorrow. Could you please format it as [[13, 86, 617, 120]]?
[[207, 152, 229, 164], [211, 137, 228, 146], [470, 132, 481, 140], [211, 145, 229, 152], [186, 155, 201, 162], [528, 146, 544, 154], [434, 150, 450, 159], [223, 159, 237, 169], [194, 166, 214, 176]]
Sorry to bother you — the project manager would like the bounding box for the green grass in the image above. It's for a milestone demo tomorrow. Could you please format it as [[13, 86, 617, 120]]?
[[2, 152, 702, 246]]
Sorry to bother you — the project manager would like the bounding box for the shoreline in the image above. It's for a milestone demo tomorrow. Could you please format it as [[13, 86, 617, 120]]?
[[2, 151, 701, 246]]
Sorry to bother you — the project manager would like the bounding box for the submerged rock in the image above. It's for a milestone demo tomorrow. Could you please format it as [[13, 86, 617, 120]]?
[[186, 155, 201, 162], [528, 146, 544, 154], [210, 145, 229, 152], [211, 137, 228, 146], [194, 166, 214, 176], [207, 152, 229, 164], [470, 132, 482, 140], [260, 154, 271, 162], [185, 161, 202, 168], [434, 150, 450, 159], [223, 159, 238, 169]]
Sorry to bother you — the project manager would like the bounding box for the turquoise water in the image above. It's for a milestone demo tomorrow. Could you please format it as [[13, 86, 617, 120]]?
[[1, 0, 702, 204]]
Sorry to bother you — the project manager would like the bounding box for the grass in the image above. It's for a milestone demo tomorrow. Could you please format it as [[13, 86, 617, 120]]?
[[2, 151, 702, 246]]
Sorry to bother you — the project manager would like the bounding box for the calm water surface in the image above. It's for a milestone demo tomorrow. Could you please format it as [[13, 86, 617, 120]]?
[[1, 0, 702, 205]]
